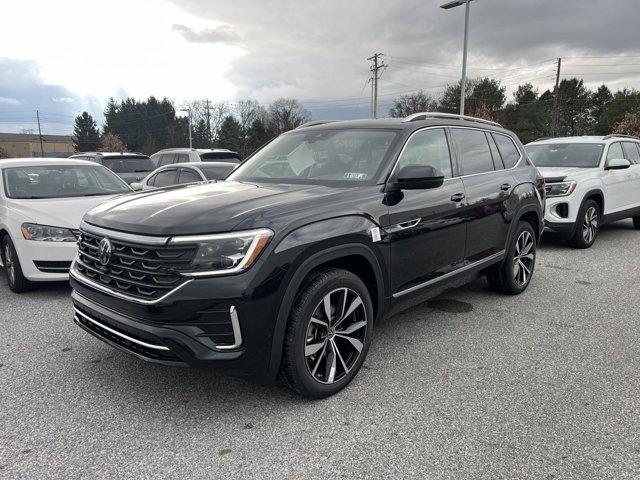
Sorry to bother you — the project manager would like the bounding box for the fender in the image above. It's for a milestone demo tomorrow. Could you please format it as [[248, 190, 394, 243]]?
[[264, 239, 386, 383]]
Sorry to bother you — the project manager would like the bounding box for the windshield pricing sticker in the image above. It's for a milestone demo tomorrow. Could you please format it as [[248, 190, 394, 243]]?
[[344, 172, 368, 181]]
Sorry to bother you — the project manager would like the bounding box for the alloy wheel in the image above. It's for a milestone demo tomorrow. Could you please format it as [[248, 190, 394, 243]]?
[[4, 244, 15, 286], [582, 206, 598, 244], [304, 288, 367, 384], [512, 230, 535, 287]]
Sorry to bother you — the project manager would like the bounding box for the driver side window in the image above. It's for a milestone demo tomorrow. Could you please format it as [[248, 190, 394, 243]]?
[[396, 128, 452, 178]]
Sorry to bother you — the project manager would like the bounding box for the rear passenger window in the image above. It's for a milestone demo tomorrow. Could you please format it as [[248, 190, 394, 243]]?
[[158, 154, 175, 167], [178, 169, 201, 184], [450, 128, 494, 175], [396, 128, 452, 178], [493, 134, 521, 168], [176, 153, 190, 163], [154, 169, 177, 187], [622, 142, 640, 164]]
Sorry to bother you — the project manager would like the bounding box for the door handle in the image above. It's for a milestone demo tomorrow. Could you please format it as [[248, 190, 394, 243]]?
[[500, 183, 511, 191], [451, 193, 465, 202]]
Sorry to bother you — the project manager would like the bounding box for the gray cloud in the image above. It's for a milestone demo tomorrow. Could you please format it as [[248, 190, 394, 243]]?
[[168, 0, 640, 119], [0, 58, 104, 134], [172, 24, 241, 45]]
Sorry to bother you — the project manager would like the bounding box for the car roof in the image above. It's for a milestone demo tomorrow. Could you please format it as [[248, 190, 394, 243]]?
[[71, 152, 148, 158], [157, 162, 236, 169], [526, 135, 640, 146], [0, 158, 100, 168], [152, 148, 237, 154]]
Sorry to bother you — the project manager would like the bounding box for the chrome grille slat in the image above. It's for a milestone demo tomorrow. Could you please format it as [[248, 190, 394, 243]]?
[[75, 229, 196, 301]]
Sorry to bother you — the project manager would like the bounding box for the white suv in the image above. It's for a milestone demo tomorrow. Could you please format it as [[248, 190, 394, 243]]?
[[150, 148, 241, 168], [526, 135, 640, 248]]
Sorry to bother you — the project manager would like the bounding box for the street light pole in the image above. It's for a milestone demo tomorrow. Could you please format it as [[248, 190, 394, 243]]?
[[180, 108, 193, 148], [440, 0, 474, 115]]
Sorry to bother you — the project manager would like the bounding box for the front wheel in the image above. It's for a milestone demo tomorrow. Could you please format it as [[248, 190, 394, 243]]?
[[279, 268, 374, 398], [1, 236, 32, 293], [487, 221, 537, 295], [570, 199, 600, 248]]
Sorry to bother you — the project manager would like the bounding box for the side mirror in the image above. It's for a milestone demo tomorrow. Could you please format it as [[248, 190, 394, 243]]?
[[130, 182, 143, 191], [386, 165, 445, 192], [605, 158, 631, 170]]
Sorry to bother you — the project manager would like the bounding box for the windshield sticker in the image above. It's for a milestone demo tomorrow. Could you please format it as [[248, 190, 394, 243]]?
[[344, 172, 368, 181]]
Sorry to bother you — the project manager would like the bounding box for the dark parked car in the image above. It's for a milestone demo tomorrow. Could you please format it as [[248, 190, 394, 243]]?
[[70, 113, 545, 398], [69, 152, 155, 185]]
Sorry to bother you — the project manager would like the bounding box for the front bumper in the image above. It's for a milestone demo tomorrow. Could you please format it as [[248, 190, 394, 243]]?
[[70, 259, 287, 379], [14, 237, 76, 281]]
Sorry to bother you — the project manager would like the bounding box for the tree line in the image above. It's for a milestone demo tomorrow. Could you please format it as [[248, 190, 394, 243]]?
[[73, 97, 311, 157], [389, 77, 640, 143], [73, 76, 640, 156]]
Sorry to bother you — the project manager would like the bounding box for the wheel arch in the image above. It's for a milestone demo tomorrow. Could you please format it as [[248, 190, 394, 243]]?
[[265, 243, 386, 382], [582, 189, 605, 216]]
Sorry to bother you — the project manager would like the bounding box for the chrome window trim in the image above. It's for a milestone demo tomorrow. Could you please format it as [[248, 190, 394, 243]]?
[[386, 125, 523, 184], [70, 263, 193, 305], [392, 250, 505, 298], [73, 305, 170, 351], [80, 221, 169, 246]]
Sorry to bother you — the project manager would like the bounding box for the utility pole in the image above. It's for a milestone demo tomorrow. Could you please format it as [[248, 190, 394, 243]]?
[[368, 53, 387, 119], [551, 57, 562, 137], [36, 110, 44, 157], [205, 99, 212, 147]]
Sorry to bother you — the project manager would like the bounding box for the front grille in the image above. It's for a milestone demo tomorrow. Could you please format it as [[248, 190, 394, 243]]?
[[75, 229, 196, 301]]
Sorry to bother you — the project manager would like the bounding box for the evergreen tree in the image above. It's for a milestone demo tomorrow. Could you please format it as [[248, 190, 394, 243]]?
[[216, 115, 243, 152], [72, 111, 100, 152], [245, 119, 271, 156]]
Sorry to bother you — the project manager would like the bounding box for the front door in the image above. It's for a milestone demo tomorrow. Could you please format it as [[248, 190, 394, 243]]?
[[603, 142, 635, 214], [385, 127, 467, 298]]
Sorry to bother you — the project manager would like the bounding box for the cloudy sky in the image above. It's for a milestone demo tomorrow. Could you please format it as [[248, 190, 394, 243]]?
[[1, 0, 640, 133]]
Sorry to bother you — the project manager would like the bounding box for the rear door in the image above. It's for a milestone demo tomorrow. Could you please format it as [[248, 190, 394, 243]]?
[[386, 127, 467, 298], [450, 127, 515, 262], [621, 142, 640, 208]]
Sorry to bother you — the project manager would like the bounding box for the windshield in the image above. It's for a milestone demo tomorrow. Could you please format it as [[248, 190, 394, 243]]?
[[101, 155, 154, 173], [200, 164, 236, 181], [227, 129, 399, 186], [2, 165, 131, 199], [526, 143, 604, 168]]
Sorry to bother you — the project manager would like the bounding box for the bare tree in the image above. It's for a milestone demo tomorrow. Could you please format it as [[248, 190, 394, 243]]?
[[267, 98, 311, 135], [389, 91, 437, 118], [235, 99, 267, 133], [614, 112, 640, 137], [99, 133, 126, 152], [0, 146, 9, 159]]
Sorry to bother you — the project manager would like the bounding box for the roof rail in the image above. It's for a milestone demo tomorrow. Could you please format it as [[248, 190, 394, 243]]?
[[402, 112, 502, 128], [296, 120, 337, 129], [603, 134, 640, 140]]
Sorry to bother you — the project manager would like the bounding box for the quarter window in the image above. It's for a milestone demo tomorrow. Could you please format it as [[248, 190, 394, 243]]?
[[606, 143, 624, 162], [396, 128, 452, 178], [486, 133, 504, 170], [622, 142, 640, 164], [493, 134, 521, 169], [450, 128, 494, 175]]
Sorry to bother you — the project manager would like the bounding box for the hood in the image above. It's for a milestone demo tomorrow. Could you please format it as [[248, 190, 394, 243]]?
[[535, 166, 587, 182], [84, 181, 375, 236], [8, 195, 120, 229]]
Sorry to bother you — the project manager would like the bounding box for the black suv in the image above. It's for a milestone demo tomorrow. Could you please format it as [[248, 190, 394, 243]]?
[[70, 113, 545, 398]]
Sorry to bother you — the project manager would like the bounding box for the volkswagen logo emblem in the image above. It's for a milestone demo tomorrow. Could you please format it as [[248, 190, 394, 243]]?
[[98, 238, 113, 266]]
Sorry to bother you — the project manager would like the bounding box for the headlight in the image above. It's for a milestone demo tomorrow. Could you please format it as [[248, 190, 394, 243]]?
[[21, 223, 77, 242], [169, 228, 273, 276], [545, 181, 576, 197]]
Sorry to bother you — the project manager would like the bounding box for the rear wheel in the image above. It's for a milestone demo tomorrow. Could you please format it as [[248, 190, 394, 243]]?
[[1, 236, 32, 293], [279, 268, 373, 398], [570, 199, 599, 248], [487, 221, 536, 295]]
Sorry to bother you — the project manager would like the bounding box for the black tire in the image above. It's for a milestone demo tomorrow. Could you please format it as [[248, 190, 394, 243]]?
[[1, 236, 32, 293], [279, 268, 374, 398], [569, 199, 600, 249], [633, 216, 640, 230], [487, 221, 537, 295]]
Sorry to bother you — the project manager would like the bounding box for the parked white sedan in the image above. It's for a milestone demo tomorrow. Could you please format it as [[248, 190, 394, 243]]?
[[0, 158, 132, 292]]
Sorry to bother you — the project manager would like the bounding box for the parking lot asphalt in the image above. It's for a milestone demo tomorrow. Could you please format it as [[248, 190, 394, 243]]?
[[1, 220, 639, 480]]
